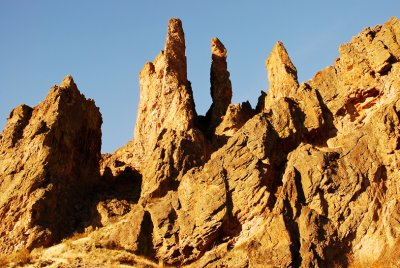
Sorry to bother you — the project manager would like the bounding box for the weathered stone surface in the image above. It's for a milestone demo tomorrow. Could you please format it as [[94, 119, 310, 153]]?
[[264, 41, 299, 105], [262, 42, 325, 142], [140, 128, 209, 202], [145, 192, 180, 262], [91, 204, 155, 257], [3, 16, 400, 268], [177, 165, 226, 263], [176, 114, 280, 264], [0, 76, 102, 253], [206, 37, 233, 131], [99, 19, 213, 265], [134, 18, 196, 163], [101, 18, 200, 176], [214, 101, 254, 138], [187, 17, 400, 267]]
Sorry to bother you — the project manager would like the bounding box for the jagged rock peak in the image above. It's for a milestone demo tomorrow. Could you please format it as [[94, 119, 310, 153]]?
[[119, 17, 197, 171], [211, 37, 227, 58], [1, 104, 33, 148], [265, 41, 299, 104], [60, 74, 77, 89], [5, 17, 400, 268], [210, 37, 231, 101], [206, 37, 232, 132], [0, 77, 102, 253], [164, 18, 187, 83]]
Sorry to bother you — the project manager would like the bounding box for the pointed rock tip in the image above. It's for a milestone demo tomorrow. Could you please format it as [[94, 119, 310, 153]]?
[[60, 75, 76, 89], [167, 18, 184, 35], [386, 16, 399, 26], [267, 41, 296, 70], [264, 41, 298, 102], [164, 18, 187, 82], [165, 17, 185, 52], [274, 40, 285, 51], [211, 37, 227, 58]]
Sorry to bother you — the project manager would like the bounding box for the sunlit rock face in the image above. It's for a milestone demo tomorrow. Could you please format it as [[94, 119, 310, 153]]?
[[0, 76, 102, 253], [2, 17, 400, 268]]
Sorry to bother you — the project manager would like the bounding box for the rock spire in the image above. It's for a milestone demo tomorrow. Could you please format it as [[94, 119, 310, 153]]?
[[207, 37, 232, 129], [132, 18, 197, 168], [265, 41, 299, 105], [2, 16, 400, 268]]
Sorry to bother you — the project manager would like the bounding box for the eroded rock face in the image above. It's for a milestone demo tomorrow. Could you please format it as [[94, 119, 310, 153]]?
[[188, 17, 400, 268], [134, 18, 196, 163], [99, 18, 212, 263], [206, 37, 233, 132], [0, 76, 102, 253], [101, 18, 205, 178], [3, 16, 400, 268], [265, 41, 299, 105]]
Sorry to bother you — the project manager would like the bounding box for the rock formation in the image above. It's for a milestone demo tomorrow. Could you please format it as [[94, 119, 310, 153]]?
[[0, 76, 102, 253], [206, 37, 233, 131], [2, 16, 400, 268], [264, 41, 299, 104]]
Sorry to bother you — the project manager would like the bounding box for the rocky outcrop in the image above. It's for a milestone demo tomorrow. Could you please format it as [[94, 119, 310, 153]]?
[[177, 114, 278, 263], [206, 37, 233, 132], [2, 16, 400, 268], [264, 41, 299, 105], [101, 18, 206, 178], [0, 76, 102, 253], [214, 101, 255, 138], [187, 17, 400, 267], [134, 18, 197, 163], [98, 18, 212, 264]]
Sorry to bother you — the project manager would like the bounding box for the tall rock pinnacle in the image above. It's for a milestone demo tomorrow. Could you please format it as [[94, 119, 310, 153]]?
[[131, 18, 197, 167], [265, 41, 299, 105], [206, 37, 232, 132], [164, 18, 187, 85], [4, 17, 400, 268]]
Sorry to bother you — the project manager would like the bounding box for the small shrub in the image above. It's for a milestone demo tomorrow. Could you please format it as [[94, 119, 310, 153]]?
[[13, 248, 31, 265]]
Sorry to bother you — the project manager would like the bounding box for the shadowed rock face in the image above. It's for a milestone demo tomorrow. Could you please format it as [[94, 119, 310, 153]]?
[[2, 17, 400, 268], [206, 37, 233, 131], [0, 76, 102, 253]]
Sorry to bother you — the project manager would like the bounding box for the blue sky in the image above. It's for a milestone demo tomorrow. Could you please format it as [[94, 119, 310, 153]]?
[[1, 1, 399, 153]]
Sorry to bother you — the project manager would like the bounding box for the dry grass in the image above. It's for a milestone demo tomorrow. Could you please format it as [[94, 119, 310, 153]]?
[[0, 248, 32, 267], [71, 226, 95, 240], [14, 248, 31, 265], [26, 235, 160, 268]]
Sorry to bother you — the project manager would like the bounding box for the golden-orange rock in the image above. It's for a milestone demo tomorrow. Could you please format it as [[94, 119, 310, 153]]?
[[207, 37, 233, 131], [0, 76, 102, 253], [3, 16, 400, 268], [265, 41, 299, 105]]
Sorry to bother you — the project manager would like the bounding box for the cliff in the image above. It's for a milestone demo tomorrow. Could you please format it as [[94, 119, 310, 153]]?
[[1, 17, 400, 267]]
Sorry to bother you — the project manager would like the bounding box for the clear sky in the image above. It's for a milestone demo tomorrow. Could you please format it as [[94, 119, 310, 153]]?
[[1, 1, 399, 153]]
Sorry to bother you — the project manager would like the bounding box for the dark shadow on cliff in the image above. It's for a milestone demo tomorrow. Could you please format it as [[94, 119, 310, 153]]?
[[101, 166, 142, 203], [76, 166, 143, 230], [137, 210, 156, 259]]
